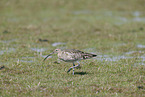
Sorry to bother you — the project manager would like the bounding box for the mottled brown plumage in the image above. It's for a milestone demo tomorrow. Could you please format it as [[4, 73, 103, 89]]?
[[43, 49, 97, 75]]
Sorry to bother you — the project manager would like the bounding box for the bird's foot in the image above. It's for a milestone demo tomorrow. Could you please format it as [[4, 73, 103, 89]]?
[[72, 71, 74, 75], [67, 67, 72, 73]]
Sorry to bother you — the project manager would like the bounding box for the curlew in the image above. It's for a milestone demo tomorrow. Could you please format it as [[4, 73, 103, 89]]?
[[43, 49, 97, 75]]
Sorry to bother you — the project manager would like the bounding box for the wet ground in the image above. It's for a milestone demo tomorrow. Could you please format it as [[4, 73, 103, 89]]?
[[0, 1, 145, 96], [0, 42, 145, 65]]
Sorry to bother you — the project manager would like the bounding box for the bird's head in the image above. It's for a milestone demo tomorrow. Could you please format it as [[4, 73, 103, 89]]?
[[53, 48, 61, 53], [43, 48, 61, 61]]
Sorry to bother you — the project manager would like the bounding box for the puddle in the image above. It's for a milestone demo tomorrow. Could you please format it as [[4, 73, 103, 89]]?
[[83, 48, 96, 52], [95, 53, 145, 62], [0, 48, 15, 55], [134, 62, 145, 66], [96, 57, 116, 61], [72, 10, 144, 17], [125, 51, 136, 55], [72, 10, 145, 25], [137, 44, 145, 48], [21, 56, 35, 59], [139, 55, 145, 61], [118, 17, 128, 22], [95, 52, 145, 65], [18, 56, 35, 63], [114, 55, 134, 60], [0, 39, 17, 43], [19, 60, 34, 63], [17, 54, 53, 63], [52, 42, 66, 47], [99, 55, 110, 57], [133, 11, 140, 17], [95, 55, 135, 62], [95, 55, 114, 61], [7, 18, 19, 22], [125, 51, 142, 55], [30, 48, 48, 52], [132, 11, 145, 22], [115, 17, 145, 25], [133, 17, 145, 22]]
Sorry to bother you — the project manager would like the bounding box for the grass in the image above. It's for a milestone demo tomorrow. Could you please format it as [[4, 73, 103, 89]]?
[[0, 0, 145, 96]]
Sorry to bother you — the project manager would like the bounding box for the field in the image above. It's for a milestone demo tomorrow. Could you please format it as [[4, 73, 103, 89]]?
[[0, 0, 145, 96]]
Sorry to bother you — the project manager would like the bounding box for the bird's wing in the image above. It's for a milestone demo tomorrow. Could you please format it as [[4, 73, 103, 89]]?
[[63, 49, 97, 60], [63, 49, 84, 60], [64, 49, 85, 54]]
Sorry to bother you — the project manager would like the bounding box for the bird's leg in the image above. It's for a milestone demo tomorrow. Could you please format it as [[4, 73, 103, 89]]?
[[72, 63, 75, 75], [75, 61, 80, 68], [67, 64, 73, 73], [67, 62, 80, 75], [67, 63, 75, 75]]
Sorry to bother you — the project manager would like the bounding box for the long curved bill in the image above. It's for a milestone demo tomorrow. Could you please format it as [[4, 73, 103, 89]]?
[[43, 52, 54, 61]]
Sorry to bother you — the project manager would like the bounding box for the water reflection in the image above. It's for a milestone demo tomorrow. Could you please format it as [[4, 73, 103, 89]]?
[[0, 39, 17, 43], [0, 48, 15, 55], [137, 44, 145, 48], [18, 56, 35, 63], [72, 10, 145, 25], [125, 51, 142, 55], [133, 11, 140, 17], [95, 55, 134, 62], [30, 48, 47, 52], [52, 42, 66, 47], [93, 44, 145, 65], [20, 60, 34, 63]]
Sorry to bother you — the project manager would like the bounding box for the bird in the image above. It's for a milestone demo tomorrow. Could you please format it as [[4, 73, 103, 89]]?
[[43, 49, 97, 75]]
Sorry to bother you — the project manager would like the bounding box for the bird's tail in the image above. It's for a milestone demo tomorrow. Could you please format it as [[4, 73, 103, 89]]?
[[92, 54, 97, 57], [82, 53, 97, 59]]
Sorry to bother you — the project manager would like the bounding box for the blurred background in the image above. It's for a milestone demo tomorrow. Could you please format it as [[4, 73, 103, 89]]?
[[0, 0, 145, 96], [1, 0, 145, 60]]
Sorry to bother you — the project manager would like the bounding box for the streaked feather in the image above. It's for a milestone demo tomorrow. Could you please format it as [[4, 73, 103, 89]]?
[[57, 49, 97, 62], [43, 48, 97, 75]]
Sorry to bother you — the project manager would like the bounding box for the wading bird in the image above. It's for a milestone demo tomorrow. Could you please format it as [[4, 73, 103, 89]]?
[[43, 49, 97, 75]]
